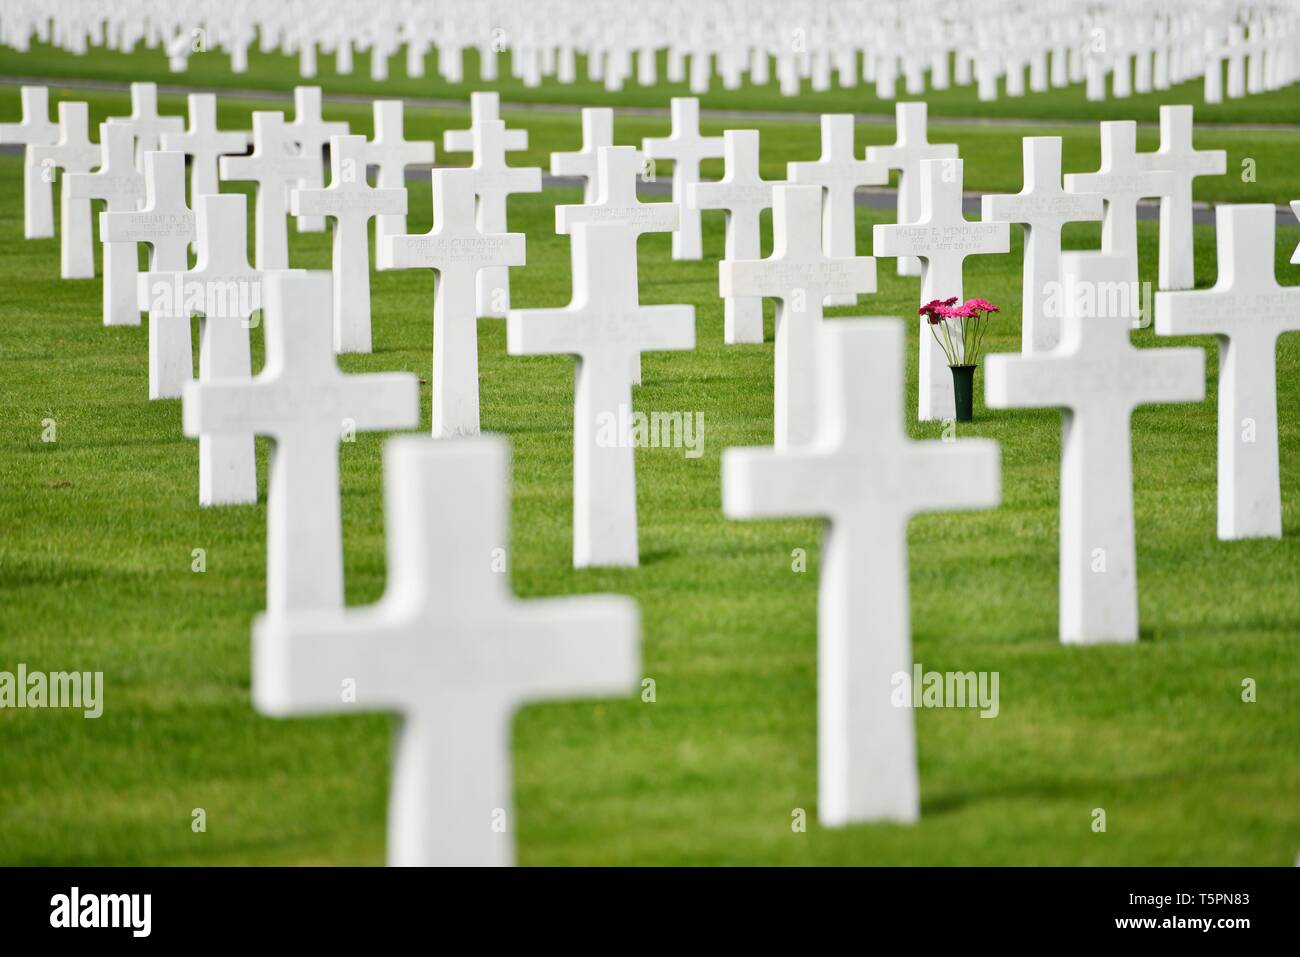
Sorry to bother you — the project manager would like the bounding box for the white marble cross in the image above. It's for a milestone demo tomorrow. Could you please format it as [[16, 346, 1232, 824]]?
[[723, 318, 1000, 825], [287, 86, 349, 233], [721, 184, 876, 449], [873, 158, 1010, 421], [788, 115, 887, 305], [67, 122, 145, 327], [252, 433, 640, 866], [101, 150, 194, 398], [982, 137, 1104, 354], [642, 97, 724, 261], [160, 93, 250, 198], [115, 82, 184, 168], [447, 117, 541, 318], [1136, 105, 1227, 291], [1065, 121, 1176, 290], [140, 193, 300, 502], [219, 111, 317, 270], [689, 130, 781, 344], [183, 272, 418, 613], [292, 134, 405, 354], [385, 168, 525, 437], [550, 107, 614, 204], [29, 101, 100, 279], [866, 102, 958, 277], [363, 100, 434, 268], [987, 253, 1204, 644], [1156, 204, 1299, 540], [442, 91, 528, 155], [508, 220, 695, 567], [557, 145, 678, 385], [0, 85, 57, 238]]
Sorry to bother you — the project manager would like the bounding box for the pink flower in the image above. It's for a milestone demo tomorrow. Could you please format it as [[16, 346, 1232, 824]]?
[[964, 298, 999, 314]]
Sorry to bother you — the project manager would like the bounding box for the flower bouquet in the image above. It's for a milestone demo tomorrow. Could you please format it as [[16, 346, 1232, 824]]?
[[918, 297, 1000, 422]]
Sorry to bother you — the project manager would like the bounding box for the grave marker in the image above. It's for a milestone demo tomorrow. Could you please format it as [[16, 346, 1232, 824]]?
[[642, 97, 724, 261], [0, 85, 57, 238]]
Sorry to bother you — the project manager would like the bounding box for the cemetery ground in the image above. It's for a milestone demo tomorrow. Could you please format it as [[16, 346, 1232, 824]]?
[[0, 86, 1298, 866]]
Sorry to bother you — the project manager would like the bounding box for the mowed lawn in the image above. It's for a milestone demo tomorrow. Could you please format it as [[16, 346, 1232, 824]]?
[[0, 92, 1298, 863]]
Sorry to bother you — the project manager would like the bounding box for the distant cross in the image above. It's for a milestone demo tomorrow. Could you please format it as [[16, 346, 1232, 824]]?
[[1065, 120, 1177, 290], [987, 253, 1204, 644], [292, 134, 406, 354], [723, 319, 1000, 825], [140, 194, 302, 500], [642, 97, 724, 261], [982, 137, 1104, 353], [508, 220, 695, 568], [115, 82, 184, 168], [287, 86, 349, 233], [183, 272, 418, 613], [363, 100, 434, 268], [1156, 204, 1300, 540], [101, 150, 194, 399], [29, 101, 100, 279], [788, 114, 887, 305], [252, 434, 639, 866], [873, 158, 1010, 421], [558, 145, 678, 384], [550, 107, 614, 204], [866, 102, 958, 276], [722, 184, 876, 448], [689, 129, 782, 344], [219, 111, 317, 270], [385, 168, 525, 437], [442, 91, 528, 154], [0, 85, 57, 238], [67, 122, 146, 327], [1136, 105, 1227, 291], [449, 117, 541, 318], [160, 92, 250, 198]]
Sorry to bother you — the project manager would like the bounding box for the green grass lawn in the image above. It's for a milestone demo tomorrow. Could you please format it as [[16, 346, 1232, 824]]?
[[0, 82, 1298, 865]]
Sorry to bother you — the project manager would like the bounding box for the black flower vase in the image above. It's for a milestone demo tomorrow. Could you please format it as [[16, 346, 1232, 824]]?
[[950, 364, 977, 422]]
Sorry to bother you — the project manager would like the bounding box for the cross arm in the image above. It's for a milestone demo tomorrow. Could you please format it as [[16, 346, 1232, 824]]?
[[634, 305, 695, 353], [506, 308, 584, 357], [985, 352, 1074, 410], [722, 447, 830, 521], [1132, 345, 1206, 405], [182, 378, 273, 439], [337, 374, 421, 432], [901, 441, 1001, 517]]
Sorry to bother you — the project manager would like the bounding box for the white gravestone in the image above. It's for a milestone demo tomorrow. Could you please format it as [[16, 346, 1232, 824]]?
[[67, 122, 145, 327], [987, 253, 1204, 644], [873, 158, 1010, 422], [141, 194, 301, 503], [183, 272, 418, 613], [508, 220, 695, 568], [721, 184, 876, 449], [557, 145, 678, 386], [292, 134, 406, 354], [551, 107, 614, 204], [982, 137, 1104, 354], [287, 86, 349, 233], [723, 319, 1000, 825], [364, 100, 434, 269], [0, 85, 57, 238], [1156, 205, 1299, 540], [689, 130, 780, 345], [866, 102, 958, 277], [160, 93, 250, 199], [386, 168, 525, 438], [788, 115, 887, 306], [1135, 105, 1226, 291], [252, 434, 640, 867], [115, 82, 184, 167], [29, 101, 100, 279], [442, 96, 532, 317], [101, 150, 194, 399], [1065, 121, 1176, 291], [220, 111, 317, 270], [642, 97, 724, 261]]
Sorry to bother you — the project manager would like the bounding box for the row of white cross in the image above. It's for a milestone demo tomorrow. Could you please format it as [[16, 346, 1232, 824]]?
[[4, 80, 1296, 864], [8, 1, 1298, 105]]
